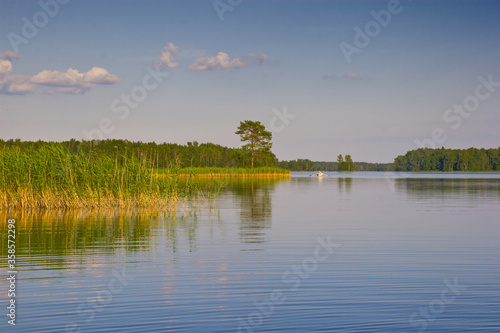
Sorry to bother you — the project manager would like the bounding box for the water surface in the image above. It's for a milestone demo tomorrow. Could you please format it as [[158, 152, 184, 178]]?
[[1, 173, 499, 332]]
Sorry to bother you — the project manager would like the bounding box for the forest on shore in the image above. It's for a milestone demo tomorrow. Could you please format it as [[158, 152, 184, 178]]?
[[279, 159, 394, 171], [2, 140, 497, 173], [0, 139, 279, 169], [394, 147, 500, 172], [0, 139, 394, 172], [284, 148, 500, 172]]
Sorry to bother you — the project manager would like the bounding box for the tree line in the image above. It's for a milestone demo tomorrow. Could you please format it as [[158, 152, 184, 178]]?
[[2, 139, 497, 173], [394, 147, 500, 171], [0, 139, 279, 169], [278, 158, 393, 171]]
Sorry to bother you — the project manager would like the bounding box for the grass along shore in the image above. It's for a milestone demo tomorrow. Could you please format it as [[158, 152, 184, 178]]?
[[0, 144, 198, 209], [170, 166, 291, 177]]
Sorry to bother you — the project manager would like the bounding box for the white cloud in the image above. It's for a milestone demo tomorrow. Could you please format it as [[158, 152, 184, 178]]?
[[0, 74, 37, 95], [189, 52, 268, 71], [0, 51, 120, 95], [31, 67, 120, 93], [0, 52, 34, 94], [83, 67, 121, 84], [158, 42, 179, 68], [0, 59, 13, 78], [0, 51, 18, 78], [0, 51, 18, 61], [32, 68, 92, 88]]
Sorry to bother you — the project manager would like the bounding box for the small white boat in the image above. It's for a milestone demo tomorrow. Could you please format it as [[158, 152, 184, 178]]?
[[316, 171, 327, 177]]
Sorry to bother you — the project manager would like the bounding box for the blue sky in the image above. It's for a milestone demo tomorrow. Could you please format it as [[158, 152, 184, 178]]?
[[1, 0, 499, 162]]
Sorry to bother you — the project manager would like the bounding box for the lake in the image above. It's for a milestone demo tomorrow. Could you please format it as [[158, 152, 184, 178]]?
[[1, 172, 500, 332]]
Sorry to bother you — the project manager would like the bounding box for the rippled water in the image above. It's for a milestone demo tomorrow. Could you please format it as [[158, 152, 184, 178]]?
[[1, 172, 500, 332]]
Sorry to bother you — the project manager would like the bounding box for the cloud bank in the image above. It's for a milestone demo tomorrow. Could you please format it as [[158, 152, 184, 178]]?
[[0, 52, 120, 95], [189, 52, 268, 71], [1, 45, 268, 94]]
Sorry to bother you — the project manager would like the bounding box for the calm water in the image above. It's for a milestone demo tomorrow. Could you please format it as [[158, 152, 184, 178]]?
[[1, 172, 500, 332]]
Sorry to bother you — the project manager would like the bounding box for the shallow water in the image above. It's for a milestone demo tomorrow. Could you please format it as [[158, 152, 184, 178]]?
[[1, 172, 499, 332]]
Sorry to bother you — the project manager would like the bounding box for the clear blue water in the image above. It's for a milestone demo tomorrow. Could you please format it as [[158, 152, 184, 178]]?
[[1, 173, 499, 332]]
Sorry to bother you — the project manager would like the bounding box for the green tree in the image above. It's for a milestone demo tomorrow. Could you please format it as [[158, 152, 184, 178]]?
[[345, 155, 354, 171], [235, 120, 273, 168], [337, 154, 345, 171]]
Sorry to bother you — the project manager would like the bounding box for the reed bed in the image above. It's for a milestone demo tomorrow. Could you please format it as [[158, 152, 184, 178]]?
[[0, 143, 200, 209]]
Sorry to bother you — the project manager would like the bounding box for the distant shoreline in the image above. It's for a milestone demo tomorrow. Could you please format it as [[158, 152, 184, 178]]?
[[176, 173, 291, 178], [169, 167, 291, 177]]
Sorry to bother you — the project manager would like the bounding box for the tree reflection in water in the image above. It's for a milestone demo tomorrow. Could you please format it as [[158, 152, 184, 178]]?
[[337, 176, 352, 194], [394, 178, 500, 201], [218, 177, 288, 246]]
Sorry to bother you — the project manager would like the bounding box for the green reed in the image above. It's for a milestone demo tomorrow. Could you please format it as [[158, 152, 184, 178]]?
[[0, 143, 200, 208]]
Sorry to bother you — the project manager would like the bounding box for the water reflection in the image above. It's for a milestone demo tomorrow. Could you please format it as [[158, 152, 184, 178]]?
[[337, 177, 352, 193], [395, 178, 500, 200], [1, 174, 500, 332], [220, 178, 288, 245], [0, 178, 289, 262], [0, 206, 207, 267]]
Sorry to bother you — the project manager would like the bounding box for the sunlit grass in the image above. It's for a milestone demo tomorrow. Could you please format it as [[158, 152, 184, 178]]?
[[0, 144, 201, 209]]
